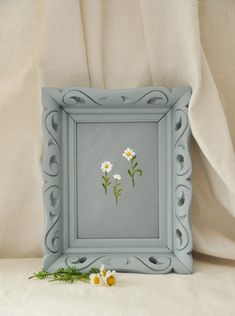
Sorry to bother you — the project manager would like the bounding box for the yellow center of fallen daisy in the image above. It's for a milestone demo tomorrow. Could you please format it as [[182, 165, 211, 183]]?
[[107, 276, 116, 286], [94, 275, 100, 284], [101, 270, 106, 277]]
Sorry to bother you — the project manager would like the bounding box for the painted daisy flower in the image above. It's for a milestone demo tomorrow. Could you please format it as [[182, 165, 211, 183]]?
[[122, 147, 136, 161], [104, 270, 117, 286], [100, 162, 113, 195], [90, 273, 102, 285], [122, 147, 143, 187], [100, 161, 113, 173], [113, 174, 121, 181]]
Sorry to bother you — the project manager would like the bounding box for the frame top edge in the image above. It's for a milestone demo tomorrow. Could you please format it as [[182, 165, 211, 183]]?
[[42, 85, 192, 109], [42, 85, 192, 93]]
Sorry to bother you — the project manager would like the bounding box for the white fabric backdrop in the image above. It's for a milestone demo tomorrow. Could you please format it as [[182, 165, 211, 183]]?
[[0, 0, 235, 260]]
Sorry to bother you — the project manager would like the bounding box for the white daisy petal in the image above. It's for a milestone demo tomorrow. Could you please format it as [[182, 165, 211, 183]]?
[[100, 161, 113, 173], [103, 270, 117, 286], [122, 147, 136, 161], [113, 174, 121, 181], [90, 273, 101, 285]]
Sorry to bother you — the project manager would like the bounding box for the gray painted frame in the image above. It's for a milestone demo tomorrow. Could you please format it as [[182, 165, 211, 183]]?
[[42, 86, 192, 274]]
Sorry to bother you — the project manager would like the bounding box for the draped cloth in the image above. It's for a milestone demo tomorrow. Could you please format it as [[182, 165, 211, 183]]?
[[1, 1, 235, 315], [0, 0, 235, 261]]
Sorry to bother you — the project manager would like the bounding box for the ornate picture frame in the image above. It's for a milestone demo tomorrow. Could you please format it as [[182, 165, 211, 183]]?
[[42, 86, 192, 274]]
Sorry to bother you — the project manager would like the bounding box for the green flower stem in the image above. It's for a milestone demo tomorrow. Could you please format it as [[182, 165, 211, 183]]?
[[28, 267, 100, 283], [113, 180, 122, 205], [130, 159, 135, 187], [102, 171, 111, 195], [128, 156, 143, 188]]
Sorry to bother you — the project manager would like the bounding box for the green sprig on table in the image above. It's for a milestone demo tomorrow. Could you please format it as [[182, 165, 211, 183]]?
[[28, 267, 100, 283]]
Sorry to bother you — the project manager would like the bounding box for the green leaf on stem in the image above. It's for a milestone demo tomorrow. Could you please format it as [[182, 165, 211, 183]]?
[[133, 162, 138, 169], [135, 169, 143, 176]]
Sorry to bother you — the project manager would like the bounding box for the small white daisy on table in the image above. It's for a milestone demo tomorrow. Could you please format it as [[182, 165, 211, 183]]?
[[100, 264, 107, 277], [90, 264, 117, 286], [90, 273, 102, 285], [104, 270, 117, 286]]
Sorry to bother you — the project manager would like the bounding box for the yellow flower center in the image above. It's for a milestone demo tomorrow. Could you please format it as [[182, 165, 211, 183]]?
[[105, 164, 109, 169], [94, 276, 100, 284], [127, 152, 132, 157], [101, 270, 106, 277], [107, 276, 116, 286]]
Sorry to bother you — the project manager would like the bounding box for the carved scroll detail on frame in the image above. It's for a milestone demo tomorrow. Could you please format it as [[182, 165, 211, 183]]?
[[60, 88, 172, 108], [64, 255, 173, 273], [42, 93, 62, 269], [173, 91, 193, 271]]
